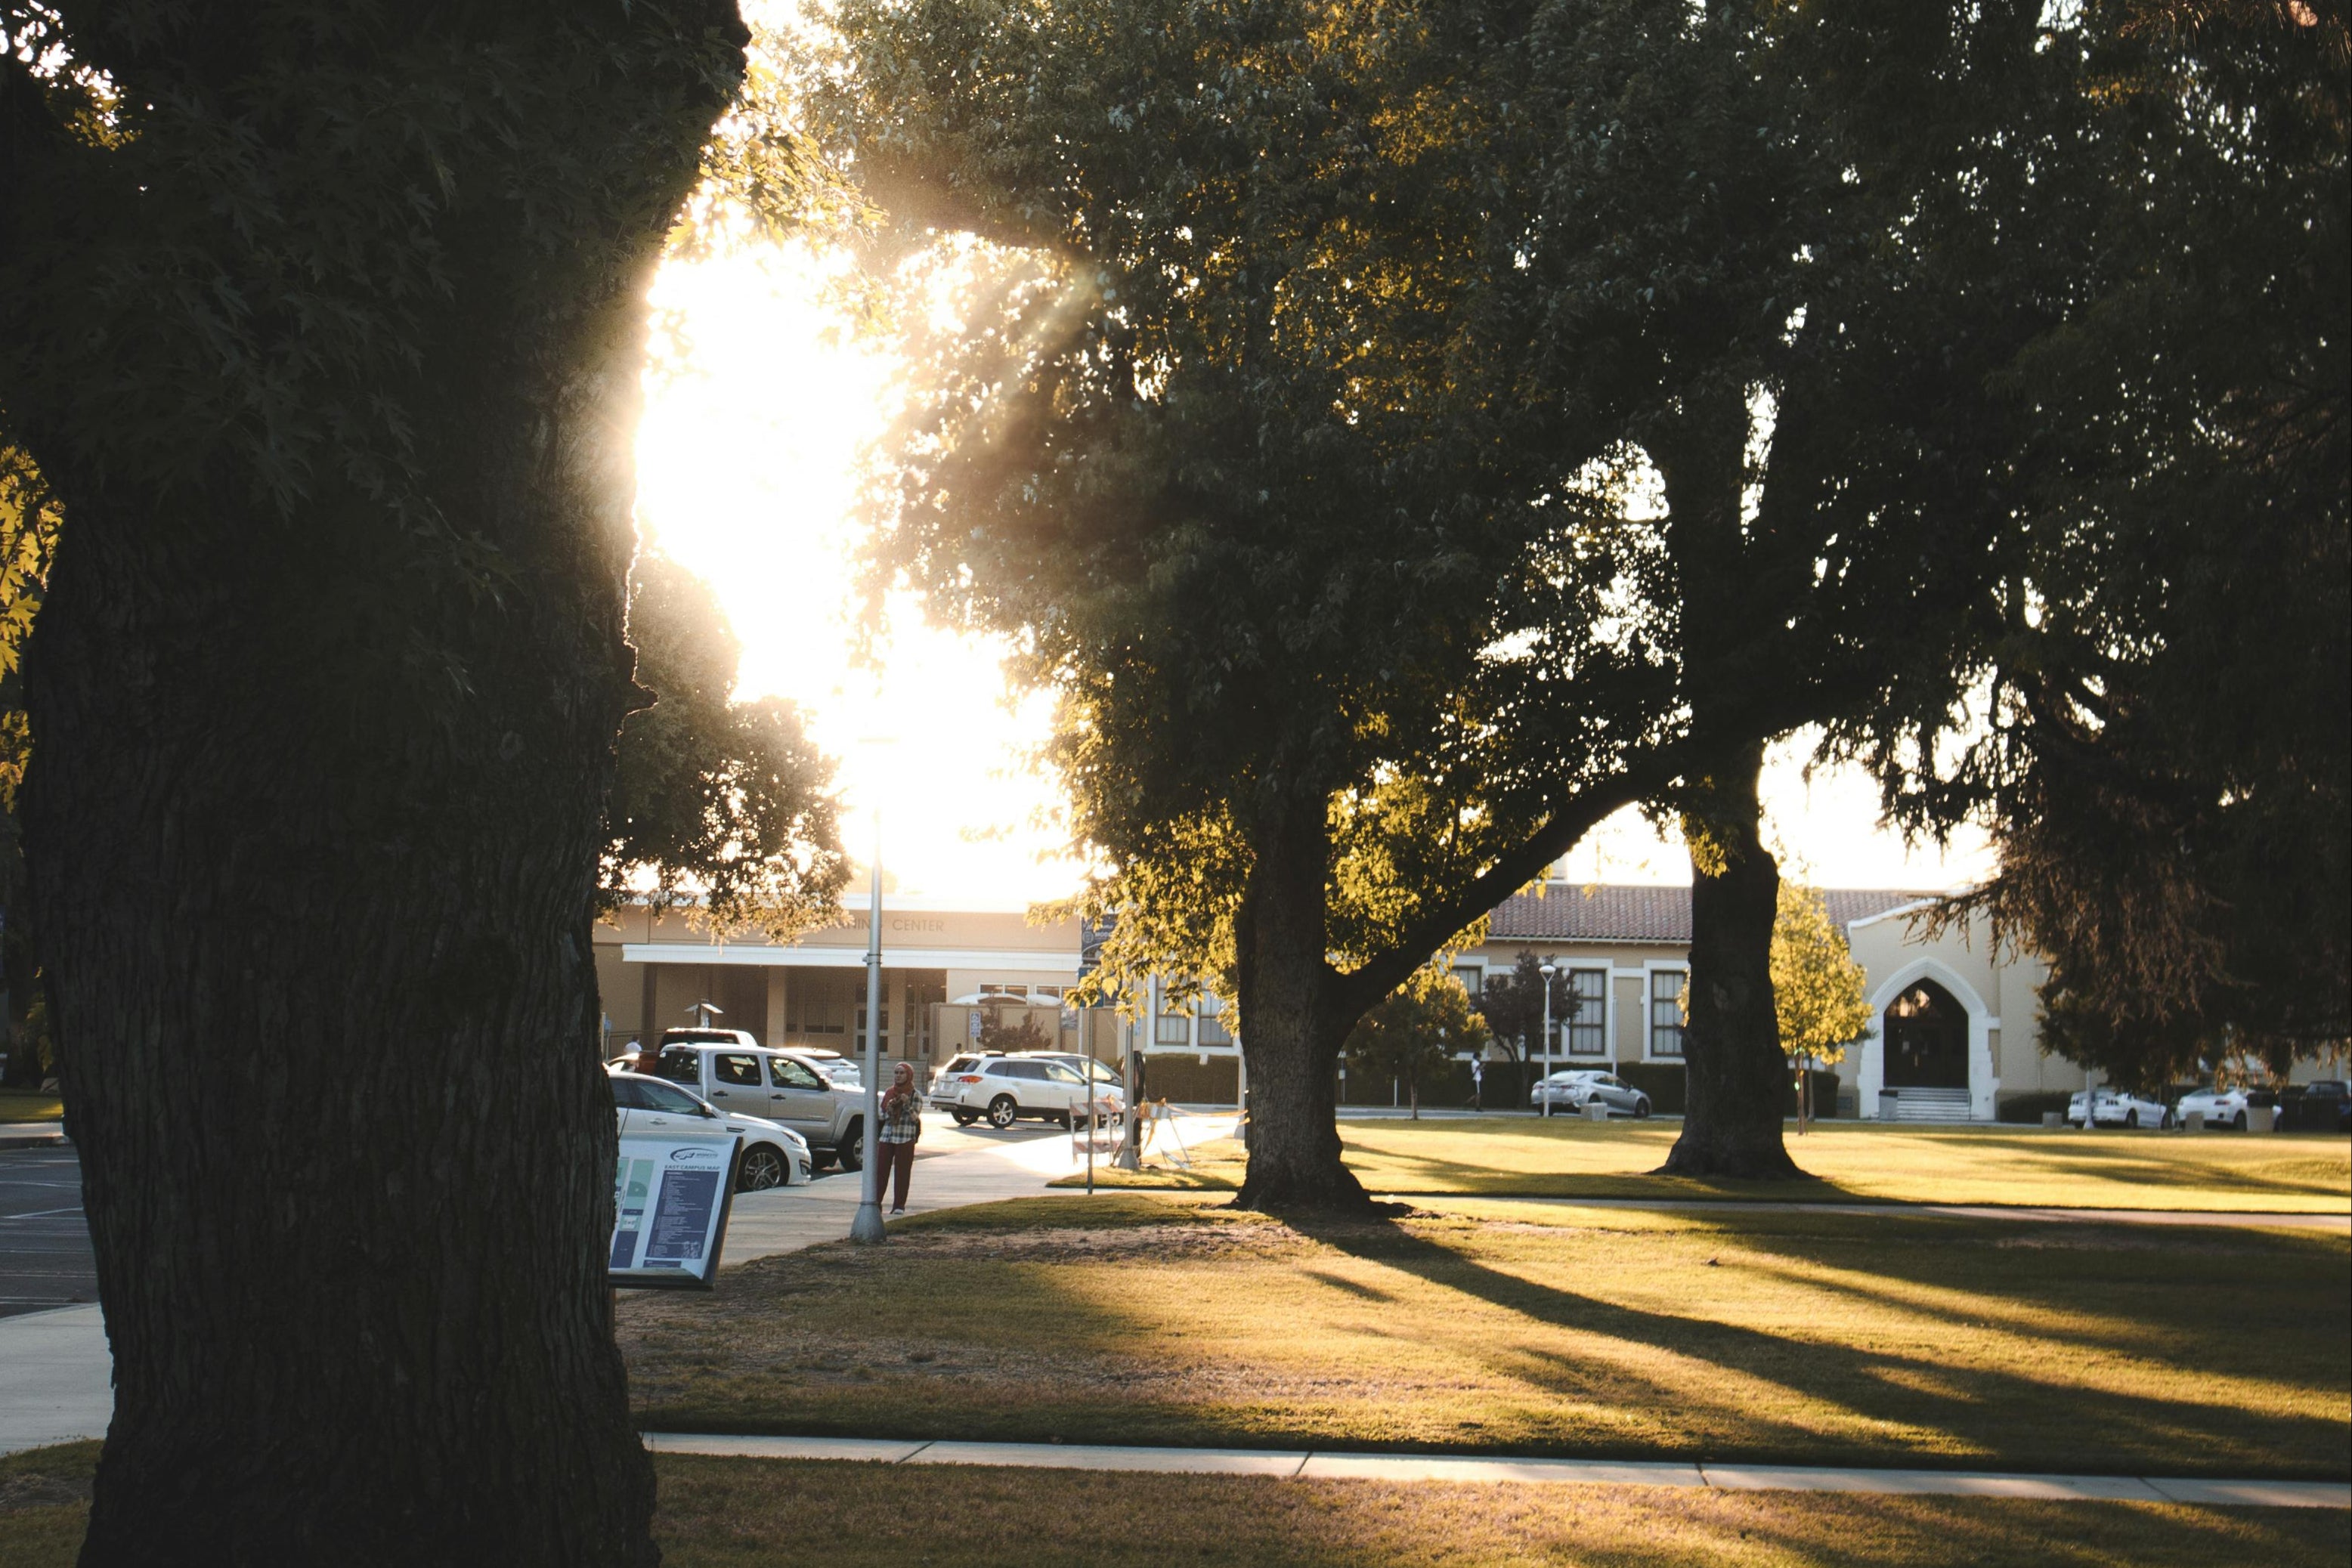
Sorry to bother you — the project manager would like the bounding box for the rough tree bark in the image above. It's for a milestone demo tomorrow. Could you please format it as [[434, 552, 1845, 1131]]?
[[1649, 399, 1801, 1180], [1231, 792, 1376, 1214], [1657, 743, 1801, 1178], [2, 7, 747, 1563]]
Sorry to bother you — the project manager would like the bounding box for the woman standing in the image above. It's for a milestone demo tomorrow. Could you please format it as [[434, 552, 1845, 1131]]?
[[879, 1061, 923, 1214]]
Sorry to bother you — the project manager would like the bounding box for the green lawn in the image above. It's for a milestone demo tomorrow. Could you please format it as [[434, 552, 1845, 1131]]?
[[0, 1090, 63, 1124], [1063, 1118, 2352, 1211], [622, 1195, 2352, 1479], [7, 1442, 2344, 1568]]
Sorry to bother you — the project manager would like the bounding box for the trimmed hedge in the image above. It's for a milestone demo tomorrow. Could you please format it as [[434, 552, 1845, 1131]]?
[[1996, 1090, 2076, 1124], [1784, 1069, 1842, 1120]]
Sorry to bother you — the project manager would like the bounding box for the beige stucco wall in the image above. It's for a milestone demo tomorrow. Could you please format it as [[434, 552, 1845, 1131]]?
[[1462, 939, 1693, 1064]]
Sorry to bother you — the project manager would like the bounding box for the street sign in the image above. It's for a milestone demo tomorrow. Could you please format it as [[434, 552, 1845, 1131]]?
[[1079, 914, 1115, 979], [608, 1133, 741, 1291]]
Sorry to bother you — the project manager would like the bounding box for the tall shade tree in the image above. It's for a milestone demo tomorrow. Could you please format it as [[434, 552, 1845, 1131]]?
[[1506, 0, 2056, 1174], [0, 5, 749, 1560], [605, 551, 849, 939], [1855, 0, 2350, 1084], [811, 0, 1728, 1212]]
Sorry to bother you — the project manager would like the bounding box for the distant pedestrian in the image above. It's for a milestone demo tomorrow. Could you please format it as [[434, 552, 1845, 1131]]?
[[1470, 1057, 1485, 1112], [880, 1061, 923, 1214]]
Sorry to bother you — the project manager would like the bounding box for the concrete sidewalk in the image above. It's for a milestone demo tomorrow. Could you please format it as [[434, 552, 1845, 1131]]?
[[0, 1304, 110, 1455], [0, 1113, 1079, 1455], [642, 1432, 2352, 1510], [0, 1121, 67, 1152]]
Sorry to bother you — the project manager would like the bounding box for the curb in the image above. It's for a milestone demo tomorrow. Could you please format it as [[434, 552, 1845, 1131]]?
[[640, 1433, 2352, 1508], [0, 1131, 67, 1151]]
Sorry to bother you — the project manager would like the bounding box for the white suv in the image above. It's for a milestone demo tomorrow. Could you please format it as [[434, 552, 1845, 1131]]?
[[930, 1053, 1121, 1129]]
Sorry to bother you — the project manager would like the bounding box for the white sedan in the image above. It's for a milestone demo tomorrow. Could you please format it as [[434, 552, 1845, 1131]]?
[[608, 1070, 812, 1190], [2066, 1087, 2174, 1130], [2173, 1085, 2276, 1131]]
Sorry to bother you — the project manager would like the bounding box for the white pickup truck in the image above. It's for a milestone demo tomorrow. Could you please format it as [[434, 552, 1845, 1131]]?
[[643, 1034, 871, 1171]]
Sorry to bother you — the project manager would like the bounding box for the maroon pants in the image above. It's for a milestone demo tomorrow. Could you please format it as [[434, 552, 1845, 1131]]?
[[880, 1138, 917, 1210]]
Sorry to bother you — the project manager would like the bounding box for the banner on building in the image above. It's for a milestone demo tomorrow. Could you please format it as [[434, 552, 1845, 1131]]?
[[608, 1133, 741, 1291]]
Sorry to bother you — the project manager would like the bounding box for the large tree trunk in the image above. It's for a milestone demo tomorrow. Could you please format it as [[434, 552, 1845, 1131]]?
[[1656, 744, 1800, 1178], [1232, 793, 1375, 1214], [5, 12, 745, 1563], [0, 843, 42, 1089]]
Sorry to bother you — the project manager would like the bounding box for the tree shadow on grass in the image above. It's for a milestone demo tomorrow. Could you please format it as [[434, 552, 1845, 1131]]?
[[1338, 1140, 1875, 1203], [648, 1454, 2352, 1568], [1287, 1213, 2352, 1479]]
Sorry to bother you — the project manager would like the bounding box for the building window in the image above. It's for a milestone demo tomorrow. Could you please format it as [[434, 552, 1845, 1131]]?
[[905, 973, 945, 1057], [1198, 994, 1232, 1047], [980, 983, 1029, 998], [1451, 963, 1483, 997], [854, 976, 889, 1041], [1565, 968, 1608, 1056], [789, 970, 850, 1036], [1649, 970, 1685, 1059]]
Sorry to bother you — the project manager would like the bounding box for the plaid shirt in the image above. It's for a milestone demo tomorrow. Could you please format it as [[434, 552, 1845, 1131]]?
[[880, 1082, 923, 1143]]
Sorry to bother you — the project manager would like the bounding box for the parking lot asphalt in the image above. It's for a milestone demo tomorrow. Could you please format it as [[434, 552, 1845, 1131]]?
[[0, 1143, 97, 1319]]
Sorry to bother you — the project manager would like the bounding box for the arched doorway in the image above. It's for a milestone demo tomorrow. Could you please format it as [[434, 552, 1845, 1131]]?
[[1882, 979, 1969, 1089]]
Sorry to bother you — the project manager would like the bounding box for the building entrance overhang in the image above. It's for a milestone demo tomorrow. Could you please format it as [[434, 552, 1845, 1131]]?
[[621, 942, 1079, 973]]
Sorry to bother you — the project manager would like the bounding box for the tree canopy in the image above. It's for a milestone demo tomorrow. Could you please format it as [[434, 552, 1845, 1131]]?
[[1852, 0, 2350, 1083], [811, 0, 1716, 1209], [603, 551, 848, 939]]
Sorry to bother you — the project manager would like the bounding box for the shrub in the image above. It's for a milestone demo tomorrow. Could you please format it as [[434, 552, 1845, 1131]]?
[[1997, 1090, 2077, 1124]]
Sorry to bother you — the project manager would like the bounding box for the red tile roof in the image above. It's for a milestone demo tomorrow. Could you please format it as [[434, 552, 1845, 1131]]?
[[1487, 883, 1930, 944]]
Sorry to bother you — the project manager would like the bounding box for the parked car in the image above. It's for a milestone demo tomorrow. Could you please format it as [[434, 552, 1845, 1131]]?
[[1529, 1069, 1651, 1118], [2174, 1084, 2279, 1131], [930, 1053, 1117, 1129], [2282, 1081, 2352, 1133], [637, 1043, 871, 1171], [800, 1050, 863, 1088], [2066, 1087, 2174, 1129], [607, 1070, 811, 1191], [1018, 1051, 1124, 1092]]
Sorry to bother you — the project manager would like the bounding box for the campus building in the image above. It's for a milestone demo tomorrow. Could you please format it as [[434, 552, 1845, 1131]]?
[[1458, 880, 2080, 1121], [599, 897, 1071, 1056], [599, 878, 2160, 1122]]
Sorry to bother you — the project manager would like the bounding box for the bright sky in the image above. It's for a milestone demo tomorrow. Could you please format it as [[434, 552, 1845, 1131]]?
[[633, 243, 1995, 908]]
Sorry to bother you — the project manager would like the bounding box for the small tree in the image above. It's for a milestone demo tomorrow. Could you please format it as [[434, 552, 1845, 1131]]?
[[1345, 970, 1482, 1121], [1771, 884, 1873, 1133], [977, 1007, 1054, 1056], [1474, 951, 1579, 1076]]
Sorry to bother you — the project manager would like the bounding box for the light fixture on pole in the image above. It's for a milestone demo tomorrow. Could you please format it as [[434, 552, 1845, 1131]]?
[[1539, 962, 1558, 1118]]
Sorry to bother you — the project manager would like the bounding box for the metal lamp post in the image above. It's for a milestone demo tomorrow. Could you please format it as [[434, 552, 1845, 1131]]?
[[850, 808, 887, 1245], [1539, 962, 1558, 1118]]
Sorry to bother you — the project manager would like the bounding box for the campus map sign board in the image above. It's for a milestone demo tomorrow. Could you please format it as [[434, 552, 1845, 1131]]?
[[608, 1133, 741, 1291]]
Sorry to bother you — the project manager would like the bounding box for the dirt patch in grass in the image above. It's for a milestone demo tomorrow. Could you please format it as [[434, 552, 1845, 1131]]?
[[625, 1195, 2351, 1478], [0, 1443, 99, 1567], [652, 1455, 2351, 1568]]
